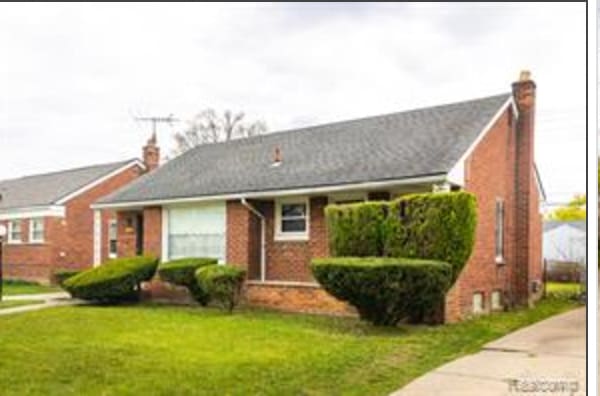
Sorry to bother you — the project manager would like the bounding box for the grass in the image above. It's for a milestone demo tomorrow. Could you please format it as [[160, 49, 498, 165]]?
[[2, 280, 61, 296], [0, 299, 44, 309], [546, 281, 581, 296], [0, 295, 578, 395]]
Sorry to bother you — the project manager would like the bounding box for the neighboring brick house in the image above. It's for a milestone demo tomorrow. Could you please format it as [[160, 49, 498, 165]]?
[[93, 72, 545, 322], [0, 136, 159, 283]]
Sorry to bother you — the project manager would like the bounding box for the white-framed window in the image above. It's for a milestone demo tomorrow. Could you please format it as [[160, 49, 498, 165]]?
[[472, 292, 484, 314], [108, 219, 118, 259], [275, 197, 309, 241], [29, 218, 44, 243], [7, 220, 22, 243], [491, 290, 503, 311], [495, 198, 504, 263]]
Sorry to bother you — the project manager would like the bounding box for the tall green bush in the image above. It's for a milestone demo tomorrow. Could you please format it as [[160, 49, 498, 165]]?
[[311, 257, 452, 325], [325, 202, 387, 257], [324, 192, 477, 281], [384, 192, 476, 281]]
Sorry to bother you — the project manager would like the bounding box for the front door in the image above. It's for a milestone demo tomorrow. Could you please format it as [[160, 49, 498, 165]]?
[[135, 213, 144, 255]]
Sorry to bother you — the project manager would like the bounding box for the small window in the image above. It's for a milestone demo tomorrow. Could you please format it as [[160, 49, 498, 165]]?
[[495, 199, 504, 263], [29, 218, 44, 243], [472, 292, 484, 314], [108, 219, 118, 258], [8, 220, 22, 243], [275, 199, 309, 240], [491, 290, 503, 311]]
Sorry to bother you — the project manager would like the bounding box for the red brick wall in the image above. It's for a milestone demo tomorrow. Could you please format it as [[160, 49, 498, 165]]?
[[258, 197, 328, 282], [245, 282, 354, 316], [445, 107, 516, 322], [445, 95, 541, 322], [143, 207, 162, 258], [2, 164, 142, 283], [226, 201, 258, 273]]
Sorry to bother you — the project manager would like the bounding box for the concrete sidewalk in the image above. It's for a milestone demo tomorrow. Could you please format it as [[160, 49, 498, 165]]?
[[392, 307, 586, 396], [0, 292, 81, 316]]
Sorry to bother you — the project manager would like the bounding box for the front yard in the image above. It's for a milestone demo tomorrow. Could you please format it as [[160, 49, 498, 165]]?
[[2, 280, 61, 296], [0, 295, 577, 395]]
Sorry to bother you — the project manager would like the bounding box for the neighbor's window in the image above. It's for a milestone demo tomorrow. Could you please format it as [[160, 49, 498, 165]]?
[[276, 198, 309, 240], [491, 290, 503, 311], [495, 199, 504, 263], [108, 219, 118, 258], [472, 292, 484, 314], [29, 218, 44, 243], [8, 220, 22, 243]]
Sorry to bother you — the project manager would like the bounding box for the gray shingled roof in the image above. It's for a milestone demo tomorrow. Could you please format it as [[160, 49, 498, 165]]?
[[544, 221, 586, 233], [0, 160, 137, 210], [98, 93, 511, 205]]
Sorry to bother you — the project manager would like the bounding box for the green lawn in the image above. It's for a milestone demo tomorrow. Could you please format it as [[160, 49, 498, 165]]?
[[546, 281, 582, 297], [2, 280, 61, 296], [0, 296, 577, 396], [0, 299, 44, 309]]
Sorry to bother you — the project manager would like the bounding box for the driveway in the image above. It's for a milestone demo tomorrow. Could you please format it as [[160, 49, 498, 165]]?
[[392, 307, 586, 396]]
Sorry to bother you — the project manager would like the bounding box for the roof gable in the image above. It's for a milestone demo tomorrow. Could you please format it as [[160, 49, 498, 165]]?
[[0, 159, 140, 211], [98, 93, 511, 205]]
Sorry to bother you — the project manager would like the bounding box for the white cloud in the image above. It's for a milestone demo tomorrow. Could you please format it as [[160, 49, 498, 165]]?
[[0, 2, 587, 203]]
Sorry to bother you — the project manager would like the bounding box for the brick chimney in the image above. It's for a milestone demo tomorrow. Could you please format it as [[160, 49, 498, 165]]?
[[142, 132, 160, 172], [511, 70, 536, 306]]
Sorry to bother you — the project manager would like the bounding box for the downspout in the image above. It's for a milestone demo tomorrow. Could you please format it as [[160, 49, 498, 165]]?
[[241, 198, 266, 282]]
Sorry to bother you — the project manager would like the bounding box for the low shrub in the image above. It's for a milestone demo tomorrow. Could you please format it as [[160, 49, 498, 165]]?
[[195, 265, 246, 313], [63, 256, 159, 302], [311, 257, 452, 326], [157, 257, 217, 305], [52, 269, 82, 286]]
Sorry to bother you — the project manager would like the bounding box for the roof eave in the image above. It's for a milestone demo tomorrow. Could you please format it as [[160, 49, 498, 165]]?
[[91, 173, 448, 210]]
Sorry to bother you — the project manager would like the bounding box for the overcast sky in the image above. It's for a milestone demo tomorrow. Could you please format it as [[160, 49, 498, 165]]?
[[0, 3, 586, 205]]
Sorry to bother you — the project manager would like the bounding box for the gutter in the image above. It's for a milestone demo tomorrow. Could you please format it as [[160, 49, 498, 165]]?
[[91, 174, 447, 210], [241, 198, 266, 282]]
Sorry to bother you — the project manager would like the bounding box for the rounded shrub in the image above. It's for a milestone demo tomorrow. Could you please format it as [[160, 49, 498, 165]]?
[[157, 257, 218, 305], [52, 269, 82, 286], [195, 265, 246, 313], [63, 256, 159, 302], [311, 257, 452, 326]]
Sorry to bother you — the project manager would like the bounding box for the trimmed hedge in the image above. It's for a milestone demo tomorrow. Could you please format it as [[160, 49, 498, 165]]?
[[195, 265, 246, 313], [311, 257, 452, 325], [385, 192, 477, 281], [157, 257, 217, 305], [52, 269, 82, 286], [325, 202, 387, 257], [63, 256, 159, 302], [325, 192, 476, 282]]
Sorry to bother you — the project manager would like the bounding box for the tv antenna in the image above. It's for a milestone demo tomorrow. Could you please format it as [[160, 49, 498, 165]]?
[[135, 114, 179, 137]]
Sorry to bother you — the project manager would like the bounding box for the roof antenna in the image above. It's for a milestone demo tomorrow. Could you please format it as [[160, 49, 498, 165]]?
[[134, 114, 179, 142]]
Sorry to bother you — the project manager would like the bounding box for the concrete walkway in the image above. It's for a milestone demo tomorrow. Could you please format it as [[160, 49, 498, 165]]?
[[392, 307, 586, 396], [0, 292, 81, 316]]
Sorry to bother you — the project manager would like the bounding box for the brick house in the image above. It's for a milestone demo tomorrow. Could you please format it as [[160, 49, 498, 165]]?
[[0, 136, 160, 283], [93, 72, 545, 322]]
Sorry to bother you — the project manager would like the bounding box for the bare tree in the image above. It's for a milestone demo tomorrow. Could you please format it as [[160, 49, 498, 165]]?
[[172, 109, 267, 156]]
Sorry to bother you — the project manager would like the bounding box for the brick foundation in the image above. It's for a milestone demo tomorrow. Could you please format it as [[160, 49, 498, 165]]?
[[244, 281, 355, 316]]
